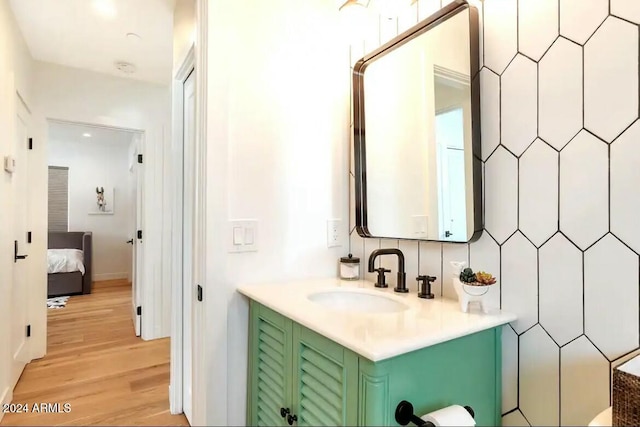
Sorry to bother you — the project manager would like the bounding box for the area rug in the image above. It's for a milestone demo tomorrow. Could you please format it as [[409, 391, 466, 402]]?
[[47, 296, 70, 309]]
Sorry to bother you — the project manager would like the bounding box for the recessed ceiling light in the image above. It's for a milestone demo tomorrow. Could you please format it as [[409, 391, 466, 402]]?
[[92, 0, 117, 18], [82, 133, 92, 138], [115, 61, 137, 74], [126, 32, 142, 41]]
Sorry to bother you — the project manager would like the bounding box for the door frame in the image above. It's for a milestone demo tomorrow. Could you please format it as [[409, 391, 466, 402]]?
[[169, 45, 195, 416], [131, 132, 144, 336], [45, 119, 145, 328], [169, 4, 220, 423]]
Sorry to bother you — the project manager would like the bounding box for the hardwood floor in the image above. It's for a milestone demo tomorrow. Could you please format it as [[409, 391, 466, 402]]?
[[1, 279, 189, 426]]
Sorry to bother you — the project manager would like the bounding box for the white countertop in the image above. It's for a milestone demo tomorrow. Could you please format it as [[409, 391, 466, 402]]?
[[238, 278, 517, 362]]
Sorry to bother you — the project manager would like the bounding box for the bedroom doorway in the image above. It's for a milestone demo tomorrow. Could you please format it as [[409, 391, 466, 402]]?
[[46, 120, 144, 335]]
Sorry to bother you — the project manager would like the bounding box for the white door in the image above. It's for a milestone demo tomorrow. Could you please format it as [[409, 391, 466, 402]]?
[[11, 99, 31, 387], [132, 134, 143, 337], [182, 69, 196, 423], [435, 107, 467, 241], [443, 148, 467, 238]]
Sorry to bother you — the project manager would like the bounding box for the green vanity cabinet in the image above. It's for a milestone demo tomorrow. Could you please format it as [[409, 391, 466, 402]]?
[[248, 301, 502, 427], [248, 301, 359, 426], [357, 327, 501, 426], [291, 319, 359, 426], [248, 301, 293, 426]]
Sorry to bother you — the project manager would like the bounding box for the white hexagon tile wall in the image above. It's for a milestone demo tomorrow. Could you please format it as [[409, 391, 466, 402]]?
[[347, 0, 640, 425]]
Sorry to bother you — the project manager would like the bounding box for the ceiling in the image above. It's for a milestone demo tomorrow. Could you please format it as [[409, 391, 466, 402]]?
[[49, 121, 136, 147], [10, 0, 175, 85]]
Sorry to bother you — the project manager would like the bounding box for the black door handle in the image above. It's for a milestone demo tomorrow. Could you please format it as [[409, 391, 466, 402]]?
[[14, 240, 28, 263], [287, 414, 297, 425], [126, 239, 134, 245], [445, 230, 452, 237]]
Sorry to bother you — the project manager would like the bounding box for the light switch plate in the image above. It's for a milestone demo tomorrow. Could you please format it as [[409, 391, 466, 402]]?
[[4, 155, 15, 174], [412, 215, 428, 237], [228, 220, 259, 253]]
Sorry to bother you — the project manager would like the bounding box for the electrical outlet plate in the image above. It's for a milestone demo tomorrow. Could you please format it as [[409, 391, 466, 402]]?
[[326, 219, 341, 248]]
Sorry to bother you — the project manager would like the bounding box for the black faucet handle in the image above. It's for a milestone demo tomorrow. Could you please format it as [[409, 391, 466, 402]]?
[[374, 267, 391, 288], [416, 275, 435, 299]]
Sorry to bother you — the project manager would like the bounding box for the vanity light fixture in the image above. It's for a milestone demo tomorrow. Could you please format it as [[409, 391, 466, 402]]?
[[91, 0, 117, 19], [339, 0, 370, 42], [373, 0, 418, 18], [339, 0, 370, 11]]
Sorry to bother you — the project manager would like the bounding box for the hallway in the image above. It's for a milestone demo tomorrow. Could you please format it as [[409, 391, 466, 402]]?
[[1, 280, 188, 426]]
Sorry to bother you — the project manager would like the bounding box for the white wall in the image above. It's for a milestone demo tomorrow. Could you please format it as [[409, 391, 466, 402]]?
[[201, 1, 350, 424], [173, 0, 195, 73], [0, 0, 40, 415], [49, 134, 135, 281], [32, 61, 172, 339]]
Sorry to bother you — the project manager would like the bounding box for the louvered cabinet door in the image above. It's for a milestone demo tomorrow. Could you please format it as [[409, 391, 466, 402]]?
[[291, 324, 358, 427], [248, 302, 293, 427]]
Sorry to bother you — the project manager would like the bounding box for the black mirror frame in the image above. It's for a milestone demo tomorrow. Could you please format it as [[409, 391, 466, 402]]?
[[353, 0, 482, 243]]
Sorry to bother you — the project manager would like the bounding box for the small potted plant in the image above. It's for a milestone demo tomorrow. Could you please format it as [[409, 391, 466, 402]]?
[[451, 263, 497, 313], [460, 269, 497, 287]]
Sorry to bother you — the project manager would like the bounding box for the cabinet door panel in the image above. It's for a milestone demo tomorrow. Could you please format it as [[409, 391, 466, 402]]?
[[249, 302, 292, 427], [293, 325, 358, 426]]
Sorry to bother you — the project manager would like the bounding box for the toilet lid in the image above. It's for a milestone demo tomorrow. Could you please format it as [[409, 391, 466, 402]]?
[[588, 407, 612, 427]]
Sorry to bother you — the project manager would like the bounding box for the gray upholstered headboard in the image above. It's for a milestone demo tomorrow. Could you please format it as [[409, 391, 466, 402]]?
[[48, 231, 93, 294]]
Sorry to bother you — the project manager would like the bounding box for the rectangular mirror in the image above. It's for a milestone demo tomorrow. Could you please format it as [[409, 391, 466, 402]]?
[[353, 0, 481, 242]]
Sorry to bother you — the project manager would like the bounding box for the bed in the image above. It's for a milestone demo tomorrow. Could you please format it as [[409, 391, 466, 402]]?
[[47, 232, 93, 297]]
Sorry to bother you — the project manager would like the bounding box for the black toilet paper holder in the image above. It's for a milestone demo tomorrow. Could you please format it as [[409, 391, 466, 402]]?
[[395, 400, 475, 426]]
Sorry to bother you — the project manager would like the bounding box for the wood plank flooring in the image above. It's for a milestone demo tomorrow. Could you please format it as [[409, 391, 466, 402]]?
[[1, 279, 189, 426]]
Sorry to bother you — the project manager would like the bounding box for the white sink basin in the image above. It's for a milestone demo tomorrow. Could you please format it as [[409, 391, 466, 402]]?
[[308, 289, 409, 313]]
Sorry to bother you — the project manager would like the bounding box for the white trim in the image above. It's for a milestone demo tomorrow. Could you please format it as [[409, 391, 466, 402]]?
[[433, 64, 471, 85], [45, 119, 149, 340], [195, 1, 221, 425], [169, 44, 195, 416], [176, 46, 195, 83], [0, 386, 11, 422], [93, 272, 129, 281], [16, 90, 31, 114], [47, 118, 143, 133]]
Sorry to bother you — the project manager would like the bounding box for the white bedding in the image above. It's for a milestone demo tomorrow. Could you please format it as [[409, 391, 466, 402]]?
[[47, 249, 85, 275]]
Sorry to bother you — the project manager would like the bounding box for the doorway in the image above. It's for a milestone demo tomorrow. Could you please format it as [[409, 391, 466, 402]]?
[[170, 46, 199, 424], [434, 71, 471, 241], [46, 120, 143, 334], [435, 108, 467, 240], [182, 68, 196, 423]]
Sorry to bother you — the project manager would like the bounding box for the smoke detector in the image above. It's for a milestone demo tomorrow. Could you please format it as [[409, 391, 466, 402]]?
[[115, 61, 136, 74]]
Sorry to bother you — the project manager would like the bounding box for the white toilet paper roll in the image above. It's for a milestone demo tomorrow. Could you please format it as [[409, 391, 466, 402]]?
[[421, 405, 476, 426]]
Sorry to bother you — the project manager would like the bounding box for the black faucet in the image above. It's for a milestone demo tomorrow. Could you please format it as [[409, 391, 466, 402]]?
[[368, 248, 408, 293]]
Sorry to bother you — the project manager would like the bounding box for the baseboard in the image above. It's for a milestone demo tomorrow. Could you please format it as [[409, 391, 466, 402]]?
[[94, 272, 129, 281]]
